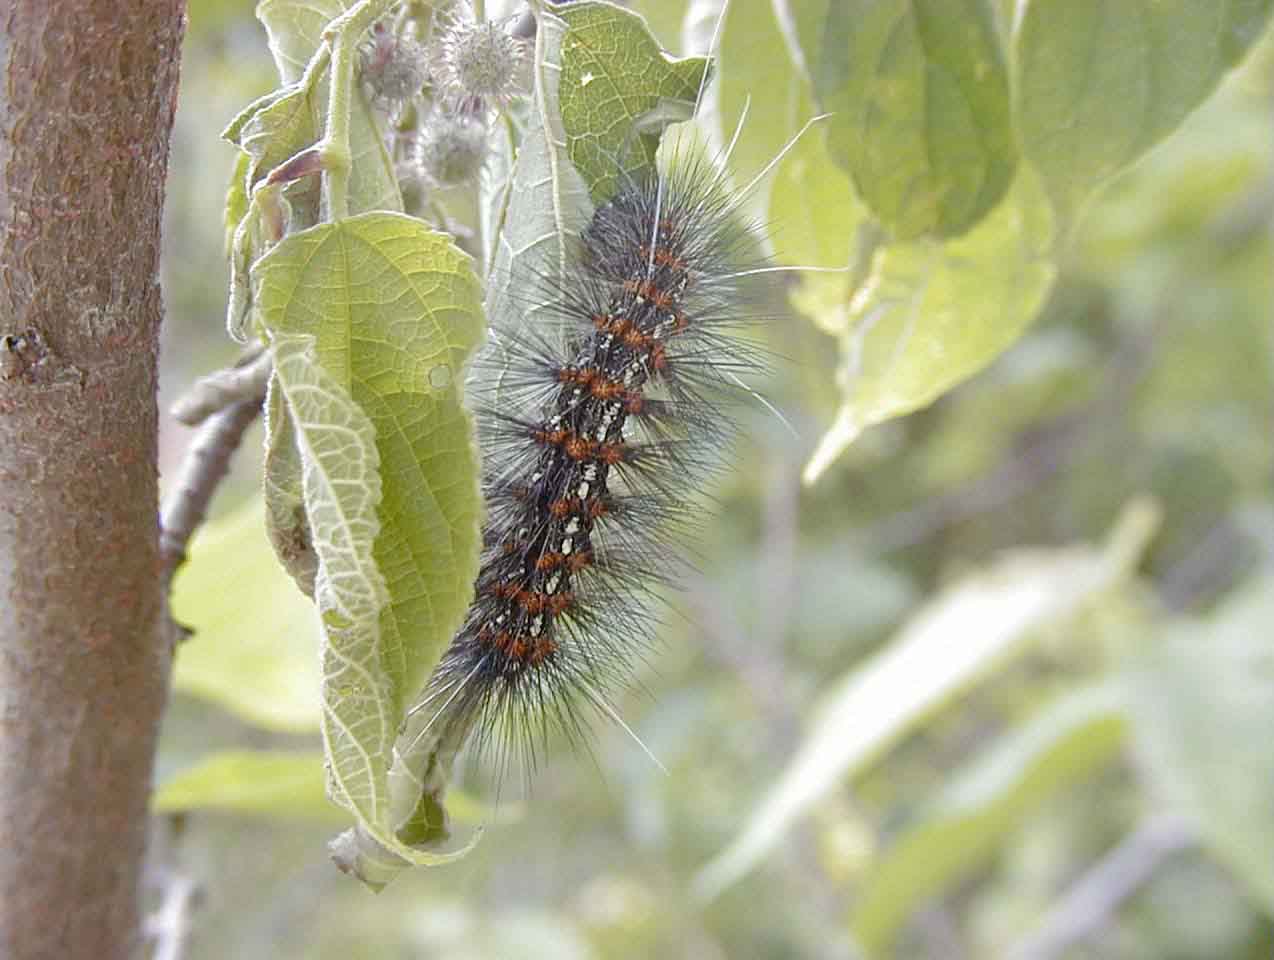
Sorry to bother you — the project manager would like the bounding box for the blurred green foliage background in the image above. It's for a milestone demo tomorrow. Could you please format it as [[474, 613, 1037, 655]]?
[[155, 0, 1274, 956]]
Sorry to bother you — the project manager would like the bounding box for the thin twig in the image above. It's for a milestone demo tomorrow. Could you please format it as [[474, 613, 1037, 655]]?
[[170, 344, 271, 426], [159, 353, 272, 585], [144, 868, 202, 960], [142, 816, 204, 960], [147, 352, 273, 948], [1005, 814, 1194, 960]]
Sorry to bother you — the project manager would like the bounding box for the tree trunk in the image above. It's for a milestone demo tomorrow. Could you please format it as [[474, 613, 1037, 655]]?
[[0, 2, 186, 958]]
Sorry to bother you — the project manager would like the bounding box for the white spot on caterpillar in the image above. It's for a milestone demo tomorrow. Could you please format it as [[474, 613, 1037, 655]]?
[[561, 538, 574, 555], [576, 481, 591, 499], [597, 401, 621, 441], [530, 614, 544, 637], [546, 572, 561, 593], [565, 517, 581, 534]]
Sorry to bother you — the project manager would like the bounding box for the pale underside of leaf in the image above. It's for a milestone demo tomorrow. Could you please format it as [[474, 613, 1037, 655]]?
[[483, 6, 593, 395], [264, 377, 319, 597], [253, 211, 484, 876], [269, 333, 393, 828]]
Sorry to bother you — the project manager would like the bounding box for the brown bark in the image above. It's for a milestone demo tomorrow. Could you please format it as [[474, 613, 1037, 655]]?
[[0, 2, 186, 958]]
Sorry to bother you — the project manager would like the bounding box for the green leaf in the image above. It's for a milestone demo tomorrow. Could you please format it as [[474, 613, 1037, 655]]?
[[171, 497, 321, 733], [713, 0, 807, 219], [483, 5, 592, 371], [1013, 0, 1274, 225], [1127, 575, 1274, 912], [154, 749, 496, 826], [255, 214, 484, 708], [232, 80, 323, 225], [221, 84, 300, 146], [256, 0, 338, 82], [707, 0, 871, 274], [804, 171, 1056, 483], [851, 685, 1127, 954], [694, 500, 1158, 900], [257, 0, 402, 216], [224, 149, 252, 257], [815, 0, 1015, 239], [768, 114, 868, 330], [708, 0, 870, 330], [769, 117, 862, 274], [557, 0, 710, 200], [1075, 81, 1274, 282], [485, 3, 705, 360], [253, 212, 484, 874], [154, 750, 341, 821]]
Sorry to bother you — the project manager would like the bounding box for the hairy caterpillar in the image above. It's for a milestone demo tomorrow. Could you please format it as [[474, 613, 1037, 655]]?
[[404, 12, 814, 782]]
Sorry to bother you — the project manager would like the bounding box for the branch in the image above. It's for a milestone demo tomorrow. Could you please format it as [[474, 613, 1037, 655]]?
[[144, 867, 202, 960], [1006, 814, 1194, 960], [169, 344, 270, 426], [160, 351, 272, 584], [141, 815, 204, 960]]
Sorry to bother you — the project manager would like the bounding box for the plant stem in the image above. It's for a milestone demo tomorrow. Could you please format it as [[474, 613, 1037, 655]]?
[[321, 0, 396, 219]]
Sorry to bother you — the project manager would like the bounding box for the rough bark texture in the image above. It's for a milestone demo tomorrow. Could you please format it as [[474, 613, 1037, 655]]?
[[0, 2, 186, 958]]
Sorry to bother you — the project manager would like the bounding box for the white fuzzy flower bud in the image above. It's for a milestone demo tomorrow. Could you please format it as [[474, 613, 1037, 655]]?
[[411, 113, 488, 187], [433, 15, 526, 108]]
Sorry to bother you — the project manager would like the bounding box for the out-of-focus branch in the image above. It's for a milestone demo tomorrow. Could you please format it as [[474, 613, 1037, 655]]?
[[690, 459, 802, 745], [1006, 814, 1194, 960], [142, 816, 204, 960], [144, 866, 202, 960]]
